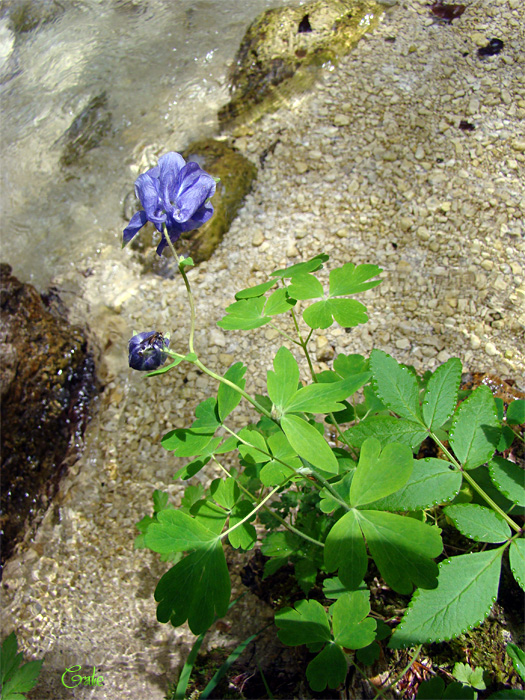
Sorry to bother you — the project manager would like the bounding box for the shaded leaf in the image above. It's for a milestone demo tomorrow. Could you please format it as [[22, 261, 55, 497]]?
[[443, 504, 511, 543], [332, 591, 376, 649], [275, 599, 331, 646], [324, 509, 368, 590], [306, 643, 347, 692], [389, 547, 505, 647], [507, 400, 525, 425], [217, 362, 246, 421], [344, 415, 428, 451], [350, 437, 413, 507], [509, 539, 525, 592], [488, 457, 525, 506]]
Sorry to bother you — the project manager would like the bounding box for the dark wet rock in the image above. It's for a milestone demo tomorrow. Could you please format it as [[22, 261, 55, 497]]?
[[2, 0, 65, 34], [430, 2, 466, 23], [58, 92, 112, 167], [218, 0, 387, 129], [478, 38, 504, 58], [0, 264, 97, 570], [128, 140, 257, 270], [459, 120, 476, 131]]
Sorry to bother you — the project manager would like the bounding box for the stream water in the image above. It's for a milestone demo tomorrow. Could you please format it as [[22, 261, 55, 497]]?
[[0, 0, 303, 290]]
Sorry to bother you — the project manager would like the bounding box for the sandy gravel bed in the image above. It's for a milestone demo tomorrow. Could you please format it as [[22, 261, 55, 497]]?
[[2, 1, 524, 698]]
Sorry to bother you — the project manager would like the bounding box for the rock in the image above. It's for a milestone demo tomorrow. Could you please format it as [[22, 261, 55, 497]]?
[[179, 140, 258, 264], [57, 92, 112, 167], [5, 0, 64, 34], [218, 0, 387, 128], [0, 264, 96, 569]]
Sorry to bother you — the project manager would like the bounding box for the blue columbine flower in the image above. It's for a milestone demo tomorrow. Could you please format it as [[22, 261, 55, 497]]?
[[128, 331, 170, 371], [123, 152, 216, 255]]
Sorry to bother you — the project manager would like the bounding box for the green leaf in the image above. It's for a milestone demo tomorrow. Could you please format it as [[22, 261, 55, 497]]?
[[389, 547, 505, 647], [210, 478, 239, 510], [161, 428, 216, 457], [154, 541, 231, 634], [283, 372, 371, 415], [488, 457, 525, 506], [144, 509, 217, 554], [416, 677, 446, 699], [344, 415, 428, 451], [192, 398, 221, 432], [319, 472, 354, 513], [443, 504, 511, 543], [217, 297, 270, 330], [449, 385, 500, 469], [359, 510, 442, 594], [146, 355, 184, 376], [287, 273, 324, 300], [329, 263, 382, 296], [507, 643, 525, 683], [281, 415, 339, 474], [332, 591, 377, 649], [356, 642, 381, 665], [306, 643, 347, 692], [270, 253, 329, 279], [507, 399, 525, 425], [322, 576, 366, 600], [1, 660, 44, 697], [264, 287, 295, 315], [350, 438, 413, 507], [261, 531, 300, 559], [486, 690, 525, 699], [235, 279, 277, 299], [328, 298, 369, 327], [453, 662, 486, 690], [153, 490, 170, 513], [370, 349, 422, 423], [324, 509, 368, 590], [191, 499, 228, 535], [1, 633, 23, 687], [228, 500, 257, 550], [275, 599, 331, 647], [367, 458, 461, 511], [295, 558, 318, 594], [217, 362, 246, 421], [333, 353, 368, 378], [238, 427, 270, 464], [422, 357, 462, 429], [509, 539, 525, 592], [267, 346, 300, 412], [302, 300, 334, 329], [260, 431, 302, 486]]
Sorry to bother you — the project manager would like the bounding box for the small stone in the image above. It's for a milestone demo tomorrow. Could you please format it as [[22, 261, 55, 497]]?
[[480, 259, 494, 271], [286, 242, 299, 258], [471, 32, 487, 47], [219, 353, 235, 366], [395, 338, 411, 350], [485, 342, 498, 356], [333, 113, 350, 127], [511, 140, 525, 152], [295, 161, 308, 174], [335, 228, 348, 239], [468, 98, 480, 115], [252, 230, 264, 247], [501, 89, 512, 105], [415, 145, 425, 160], [470, 334, 481, 349], [264, 328, 279, 340], [399, 216, 412, 232]]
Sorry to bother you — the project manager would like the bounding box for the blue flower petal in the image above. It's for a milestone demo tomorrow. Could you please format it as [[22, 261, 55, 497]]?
[[135, 172, 165, 225], [123, 210, 148, 245], [175, 162, 216, 222]]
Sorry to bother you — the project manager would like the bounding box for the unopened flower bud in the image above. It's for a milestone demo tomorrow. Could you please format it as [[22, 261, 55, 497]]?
[[128, 331, 170, 371]]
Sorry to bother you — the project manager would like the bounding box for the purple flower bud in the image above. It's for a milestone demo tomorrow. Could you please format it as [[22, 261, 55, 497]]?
[[128, 331, 170, 371], [123, 152, 216, 255]]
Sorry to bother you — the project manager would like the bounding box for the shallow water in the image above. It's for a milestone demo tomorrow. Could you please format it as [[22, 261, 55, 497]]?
[[0, 0, 303, 290]]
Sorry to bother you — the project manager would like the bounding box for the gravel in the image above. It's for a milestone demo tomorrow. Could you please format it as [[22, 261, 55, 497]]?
[[2, 1, 524, 698]]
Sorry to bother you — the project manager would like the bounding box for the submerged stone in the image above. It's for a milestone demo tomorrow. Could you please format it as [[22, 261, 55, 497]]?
[[218, 0, 388, 128], [0, 264, 96, 571], [58, 92, 112, 167]]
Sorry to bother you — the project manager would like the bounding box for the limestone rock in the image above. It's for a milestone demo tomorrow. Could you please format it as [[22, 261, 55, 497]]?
[[218, 0, 387, 128]]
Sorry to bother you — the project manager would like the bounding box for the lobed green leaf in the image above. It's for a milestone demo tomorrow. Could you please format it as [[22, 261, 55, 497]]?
[[329, 263, 382, 297], [350, 437, 413, 507], [283, 372, 371, 415], [306, 643, 347, 692], [331, 591, 377, 650], [267, 346, 300, 412], [324, 509, 368, 590], [275, 599, 331, 647]]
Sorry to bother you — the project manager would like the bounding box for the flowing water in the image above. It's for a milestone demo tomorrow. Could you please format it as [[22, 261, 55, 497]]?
[[0, 0, 303, 290]]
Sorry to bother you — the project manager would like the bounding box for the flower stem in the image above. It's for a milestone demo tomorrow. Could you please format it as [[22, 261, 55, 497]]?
[[220, 485, 281, 540]]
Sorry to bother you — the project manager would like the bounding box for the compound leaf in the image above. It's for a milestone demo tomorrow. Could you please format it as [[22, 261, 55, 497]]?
[[267, 346, 300, 412], [324, 509, 368, 590], [332, 591, 377, 649], [344, 415, 428, 451], [359, 510, 442, 594], [389, 547, 505, 647], [370, 350, 422, 423], [488, 457, 525, 506], [367, 457, 461, 511], [264, 287, 295, 316], [145, 509, 217, 554], [287, 273, 324, 300], [350, 438, 413, 507], [509, 539, 525, 592], [275, 599, 331, 647], [443, 504, 511, 543], [329, 263, 382, 297], [306, 643, 347, 692], [449, 385, 500, 469], [217, 362, 246, 421], [217, 297, 270, 330], [303, 300, 334, 329], [154, 541, 231, 634], [281, 415, 338, 474], [422, 358, 462, 430]]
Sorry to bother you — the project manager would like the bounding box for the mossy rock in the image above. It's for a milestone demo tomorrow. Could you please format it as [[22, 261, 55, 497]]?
[[218, 0, 389, 128], [179, 140, 257, 263]]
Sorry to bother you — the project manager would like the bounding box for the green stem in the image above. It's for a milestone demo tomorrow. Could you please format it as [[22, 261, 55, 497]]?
[[193, 358, 273, 420], [430, 432, 521, 534], [268, 322, 302, 346], [212, 457, 324, 548], [220, 485, 281, 540]]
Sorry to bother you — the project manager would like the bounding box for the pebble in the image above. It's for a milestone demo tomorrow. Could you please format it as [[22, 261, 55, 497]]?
[[485, 342, 498, 356], [333, 113, 351, 127], [252, 230, 264, 246]]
